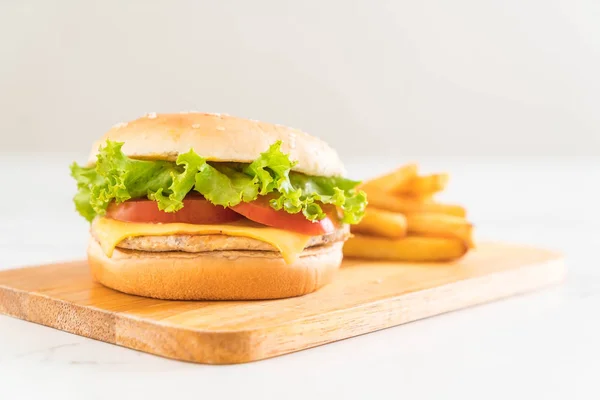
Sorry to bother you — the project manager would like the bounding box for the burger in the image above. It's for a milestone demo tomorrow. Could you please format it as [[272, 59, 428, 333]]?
[[70, 112, 367, 300]]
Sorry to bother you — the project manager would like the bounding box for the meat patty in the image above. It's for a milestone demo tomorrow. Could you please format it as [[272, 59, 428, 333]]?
[[115, 225, 350, 254]]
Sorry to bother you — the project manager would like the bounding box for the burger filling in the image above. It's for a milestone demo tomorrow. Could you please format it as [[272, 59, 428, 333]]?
[[115, 225, 350, 254], [71, 140, 366, 263]]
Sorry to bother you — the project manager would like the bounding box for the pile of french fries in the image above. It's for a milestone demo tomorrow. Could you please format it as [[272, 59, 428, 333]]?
[[344, 164, 474, 262]]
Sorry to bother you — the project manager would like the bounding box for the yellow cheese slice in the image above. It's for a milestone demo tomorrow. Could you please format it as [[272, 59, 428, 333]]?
[[91, 217, 312, 264]]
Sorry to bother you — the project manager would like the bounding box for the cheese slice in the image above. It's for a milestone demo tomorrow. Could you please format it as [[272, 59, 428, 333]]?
[[91, 217, 312, 264]]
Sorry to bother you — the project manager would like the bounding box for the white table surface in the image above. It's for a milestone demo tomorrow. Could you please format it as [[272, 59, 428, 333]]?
[[0, 155, 598, 399]]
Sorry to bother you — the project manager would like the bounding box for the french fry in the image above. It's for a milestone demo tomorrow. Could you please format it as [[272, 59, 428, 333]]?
[[405, 213, 475, 248], [352, 208, 407, 238], [365, 189, 467, 218], [359, 164, 418, 193], [348, 162, 472, 262], [344, 234, 467, 262], [399, 173, 449, 197], [399, 193, 435, 202]]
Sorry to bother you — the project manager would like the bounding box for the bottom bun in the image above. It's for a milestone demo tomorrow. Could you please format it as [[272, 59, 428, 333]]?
[[87, 238, 343, 300]]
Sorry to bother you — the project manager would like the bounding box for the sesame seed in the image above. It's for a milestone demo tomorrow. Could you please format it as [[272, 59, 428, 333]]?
[[216, 126, 225, 131], [146, 112, 157, 119], [289, 132, 297, 149], [112, 122, 128, 129], [191, 124, 201, 129]]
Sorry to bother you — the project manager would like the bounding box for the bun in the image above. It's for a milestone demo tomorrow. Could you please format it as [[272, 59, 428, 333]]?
[[87, 239, 342, 300], [86, 112, 345, 177]]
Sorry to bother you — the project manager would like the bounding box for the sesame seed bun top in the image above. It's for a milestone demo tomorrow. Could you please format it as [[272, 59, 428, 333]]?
[[86, 112, 346, 177]]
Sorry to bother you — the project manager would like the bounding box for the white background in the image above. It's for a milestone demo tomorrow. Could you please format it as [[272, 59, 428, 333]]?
[[1, 0, 599, 159], [1, 2, 599, 399]]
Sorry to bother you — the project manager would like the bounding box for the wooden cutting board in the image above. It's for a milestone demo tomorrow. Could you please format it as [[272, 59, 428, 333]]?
[[0, 242, 564, 364]]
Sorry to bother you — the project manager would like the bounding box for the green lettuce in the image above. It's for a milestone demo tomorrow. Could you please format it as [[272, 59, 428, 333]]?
[[70, 140, 367, 224]]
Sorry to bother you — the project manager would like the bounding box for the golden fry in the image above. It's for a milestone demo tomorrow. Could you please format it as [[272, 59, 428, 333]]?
[[343, 234, 468, 262], [352, 208, 407, 238], [359, 164, 418, 193], [399, 173, 449, 197], [400, 193, 435, 202], [365, 189, 467, 218], [405, 213, 475, 248]]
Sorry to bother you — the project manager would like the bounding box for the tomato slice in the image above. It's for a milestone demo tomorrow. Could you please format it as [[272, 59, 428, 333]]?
[[106, 198, 241, 224], [231, 197, 338, 236]]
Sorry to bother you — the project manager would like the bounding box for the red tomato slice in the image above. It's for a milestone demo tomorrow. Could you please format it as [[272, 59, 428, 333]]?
[[231, 197, 338, 236], [106, 198, 241, 224]]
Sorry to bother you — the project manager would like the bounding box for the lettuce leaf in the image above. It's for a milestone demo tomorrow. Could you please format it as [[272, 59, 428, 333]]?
[[70, 141, 176, 221], [244, 142, 297, 194], [285, 174, 367, 224], [194, 164, 258, 206], [148, 149, 206, 212], [71, 140, 367, 224]]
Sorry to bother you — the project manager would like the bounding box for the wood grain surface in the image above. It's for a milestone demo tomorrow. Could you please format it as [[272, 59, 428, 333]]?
[[0, 242, 565, 364]]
